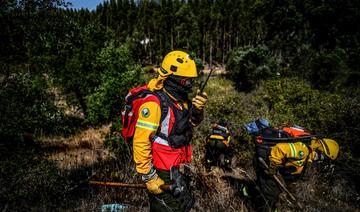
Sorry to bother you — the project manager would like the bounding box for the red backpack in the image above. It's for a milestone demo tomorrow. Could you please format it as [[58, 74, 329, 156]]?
[[121, 84, 168, 143]]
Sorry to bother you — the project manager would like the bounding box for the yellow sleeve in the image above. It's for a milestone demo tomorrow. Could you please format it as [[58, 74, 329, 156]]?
[[269, 143, 292, 167], [133, 101, 161, 174]]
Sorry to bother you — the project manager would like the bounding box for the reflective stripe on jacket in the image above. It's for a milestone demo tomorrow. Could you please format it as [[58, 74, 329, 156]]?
[[269, 142, 315, 175], [133, 94, 161, 174], [152, 95, 192, 171], [133, 92, 193, 174]]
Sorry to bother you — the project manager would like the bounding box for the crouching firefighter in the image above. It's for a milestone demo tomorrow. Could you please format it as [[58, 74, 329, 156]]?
[[245, 119, 340, 212], [204, 121, 233, 171], [131, 51, 208, 211]]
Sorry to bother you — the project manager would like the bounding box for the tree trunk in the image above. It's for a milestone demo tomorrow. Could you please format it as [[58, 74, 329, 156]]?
[[75, 90, 87, 117], [171, 27, 174, 50], [222, 25, 226, 65], [202, 28, 206, 63], [209, 38, 213, 68]]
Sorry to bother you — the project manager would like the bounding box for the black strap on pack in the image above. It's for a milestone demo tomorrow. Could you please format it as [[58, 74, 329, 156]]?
[[153, 91, 170, 124], [123, 90, 169, 129], [299, 145, 312, 178], [154, 91, 193, 148], [261, 135, 313, 146], [123, 105, 131, 128]]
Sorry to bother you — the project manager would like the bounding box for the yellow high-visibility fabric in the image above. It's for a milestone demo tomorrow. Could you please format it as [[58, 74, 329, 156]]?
[[269, 142, 315, 175], [148, 75, 167, 91], [208, 134, 231, 147], [133, 101, 161, 174], [209, 134, 224, 140]]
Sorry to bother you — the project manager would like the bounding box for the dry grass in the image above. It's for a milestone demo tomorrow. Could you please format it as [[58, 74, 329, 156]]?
[[36, 121, 252, 211], [35, 125, 360, 211], [37, 124, 113, 170]]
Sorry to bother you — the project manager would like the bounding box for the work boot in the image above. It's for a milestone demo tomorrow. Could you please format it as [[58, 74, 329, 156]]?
[[205, 159, 212, 172], [222, 157, 232, 172]]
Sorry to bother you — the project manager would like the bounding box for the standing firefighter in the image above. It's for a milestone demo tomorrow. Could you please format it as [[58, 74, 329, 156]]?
[[204, 121, 233, 171], [245, 119, 340, 212], [130, 50, 207, 211]]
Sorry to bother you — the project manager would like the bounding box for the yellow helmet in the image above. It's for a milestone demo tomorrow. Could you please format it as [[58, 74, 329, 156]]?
[[311, 138, 339, 160], [159, 50, 197, 78]]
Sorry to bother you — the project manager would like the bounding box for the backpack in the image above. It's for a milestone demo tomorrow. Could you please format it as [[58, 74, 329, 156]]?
[[244, 118, 312, 159], [209, 124, 230, 141], [121, 84, 169, 143]]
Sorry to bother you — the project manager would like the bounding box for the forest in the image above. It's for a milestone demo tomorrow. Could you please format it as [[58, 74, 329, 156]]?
[[1, 0, 360, 211]]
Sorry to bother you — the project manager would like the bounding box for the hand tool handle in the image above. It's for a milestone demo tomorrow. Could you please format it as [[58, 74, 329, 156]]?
[[258, 157, 304, 209]]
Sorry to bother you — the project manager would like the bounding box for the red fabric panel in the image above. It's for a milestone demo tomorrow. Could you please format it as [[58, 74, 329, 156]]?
[[152, 142, 192, 171]]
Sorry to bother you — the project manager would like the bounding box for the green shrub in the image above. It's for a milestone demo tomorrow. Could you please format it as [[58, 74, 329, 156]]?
[[226, 45, 279, 91], [86, 41, 144, 125], [289, 46, 351, 91], [261, 78, 360, 157], [308, 48, 349, 91], [261, 78, 342, 130], [201, 76, 360, 160], [143, 65, 155, 73], [0, 71, 75, 137]]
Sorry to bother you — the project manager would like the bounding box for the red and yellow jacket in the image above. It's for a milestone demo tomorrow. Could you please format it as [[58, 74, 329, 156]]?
[[133, 90, 200, 175]]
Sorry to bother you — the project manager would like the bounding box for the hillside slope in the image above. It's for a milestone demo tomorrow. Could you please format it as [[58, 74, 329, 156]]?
[[33, 76, 360, 211]]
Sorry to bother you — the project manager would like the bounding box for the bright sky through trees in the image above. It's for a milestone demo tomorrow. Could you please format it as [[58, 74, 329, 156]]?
[[68, 0, 106, 11]]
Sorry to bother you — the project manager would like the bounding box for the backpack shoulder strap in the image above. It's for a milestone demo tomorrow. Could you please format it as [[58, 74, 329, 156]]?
[[153, 91, 170, 123], [300, 144, 312, 178], [125, 89, 152, 104]]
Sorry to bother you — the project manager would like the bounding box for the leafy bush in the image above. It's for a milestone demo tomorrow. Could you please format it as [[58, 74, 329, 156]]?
[[86, 41, 143, 125], [261, 78, 341, 130], [308, 48, 349, 91], [261, 78, 360, 157], [226, 45, 279, 91], [290, 46, 351, 91], [196, 76, 360, 162], [0, 71, 74, 137]]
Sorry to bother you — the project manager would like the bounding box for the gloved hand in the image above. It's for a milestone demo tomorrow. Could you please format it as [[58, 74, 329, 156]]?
[[264, 163, 277, 176], [192, 90, 208, 111], [145, 174, 165, 195], [170, 167, 195, 212]]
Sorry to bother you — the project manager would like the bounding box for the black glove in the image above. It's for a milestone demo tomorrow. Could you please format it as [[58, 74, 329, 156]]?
[[264, 162, 277, 176], [170, 167, 195, 212]]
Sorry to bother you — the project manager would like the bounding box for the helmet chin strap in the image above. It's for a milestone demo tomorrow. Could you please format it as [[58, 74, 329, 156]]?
[[314, 150, 325, 161]]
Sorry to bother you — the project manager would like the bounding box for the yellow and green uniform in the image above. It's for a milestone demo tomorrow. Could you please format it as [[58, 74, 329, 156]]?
[[205, 133, 233, 171], [255, 141, 315, 212], [131, 50, 206, 212], [251, 125, 339, 212], [133, 90, 201, 212], [133, 101, 161, 174], [269, 142, 316, 175]]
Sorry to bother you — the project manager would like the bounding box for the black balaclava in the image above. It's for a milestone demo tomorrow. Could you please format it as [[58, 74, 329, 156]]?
[[164, 75, 194, 101]]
